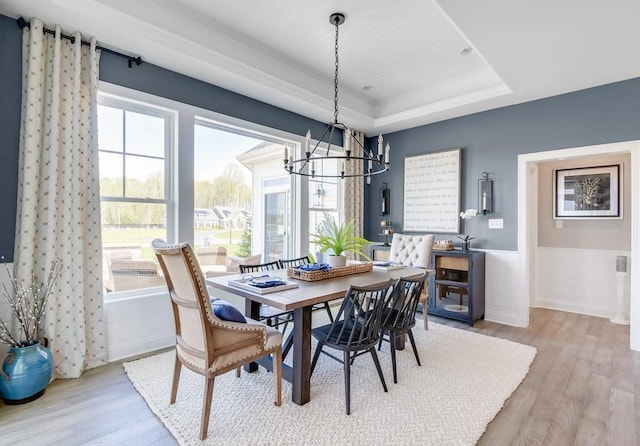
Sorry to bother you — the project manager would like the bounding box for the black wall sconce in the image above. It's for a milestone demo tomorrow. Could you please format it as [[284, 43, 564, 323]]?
[[479, 172, 493, 215], [380, 183, 390, 215]]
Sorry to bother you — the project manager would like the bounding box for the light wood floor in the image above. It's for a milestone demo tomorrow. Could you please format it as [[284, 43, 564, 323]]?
[[0, 308, 638, 445]]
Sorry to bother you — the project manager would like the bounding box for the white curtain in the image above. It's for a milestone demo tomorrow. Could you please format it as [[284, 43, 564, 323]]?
[[342, 130, 366, 260], [14, 18, 107, 378]]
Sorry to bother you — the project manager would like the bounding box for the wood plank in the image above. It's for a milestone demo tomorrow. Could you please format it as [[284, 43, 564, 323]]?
[[1, 308, 636, 446]]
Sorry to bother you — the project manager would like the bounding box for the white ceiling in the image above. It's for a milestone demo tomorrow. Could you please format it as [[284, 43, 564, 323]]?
[[2, 0, 640, 135]]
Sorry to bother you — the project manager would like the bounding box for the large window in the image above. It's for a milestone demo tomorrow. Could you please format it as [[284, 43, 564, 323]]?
[[97, 84, 323, 296], [193, 121, 258, 259], [97, 95, 174, 294]]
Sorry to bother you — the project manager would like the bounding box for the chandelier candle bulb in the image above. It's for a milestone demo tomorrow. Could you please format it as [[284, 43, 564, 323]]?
[[305, 130, 311, 155], [284, 146, 288, 163], [378, 134, 383, 157], [368, 151, 373, 171], [385, 144, 390, 163]]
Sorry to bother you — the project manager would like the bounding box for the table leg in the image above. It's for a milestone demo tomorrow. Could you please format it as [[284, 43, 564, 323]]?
[[291, 306, 312, 405], [244, 299, 261, 373]]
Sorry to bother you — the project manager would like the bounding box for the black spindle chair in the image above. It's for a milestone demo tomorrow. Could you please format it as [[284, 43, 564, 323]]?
[[239, 261, 292, 332], [310, 279, 396, 415], [279, 256, 334, 323], [378, 271, 428, 383]]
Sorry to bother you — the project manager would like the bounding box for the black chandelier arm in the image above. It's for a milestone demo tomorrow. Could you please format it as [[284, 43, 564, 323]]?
[[285, 169, 389, 179]]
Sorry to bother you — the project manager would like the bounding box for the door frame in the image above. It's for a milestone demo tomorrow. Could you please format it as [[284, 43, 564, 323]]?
[[518, 141, 639, 351]]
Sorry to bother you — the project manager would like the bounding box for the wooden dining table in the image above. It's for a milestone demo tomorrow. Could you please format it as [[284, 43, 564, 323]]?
[[207, 265, 426, 406]]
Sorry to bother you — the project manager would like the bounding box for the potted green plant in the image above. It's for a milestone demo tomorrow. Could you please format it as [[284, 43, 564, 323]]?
[[0, 258, 61, 404], [310, 218, 370, 267]]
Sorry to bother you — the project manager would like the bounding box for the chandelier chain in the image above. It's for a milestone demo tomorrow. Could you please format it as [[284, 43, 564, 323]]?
[[333, 17, 340, 125], [283, 12, 390, 180]]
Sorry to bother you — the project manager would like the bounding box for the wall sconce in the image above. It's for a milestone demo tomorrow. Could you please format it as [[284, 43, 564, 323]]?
[[380, 183, 390, 215], [478, 172, 493, 215]]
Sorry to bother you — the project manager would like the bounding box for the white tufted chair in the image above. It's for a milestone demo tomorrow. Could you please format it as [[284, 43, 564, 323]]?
[[388, 233, 435, 329]]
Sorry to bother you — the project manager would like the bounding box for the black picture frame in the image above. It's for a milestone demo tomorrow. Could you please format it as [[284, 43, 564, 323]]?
[[554, 164, 621, 219]]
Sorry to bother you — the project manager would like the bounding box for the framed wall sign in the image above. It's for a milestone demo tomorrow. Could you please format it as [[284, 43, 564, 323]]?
[[403, 148, 461, 233], [554, 164, 621, 219]]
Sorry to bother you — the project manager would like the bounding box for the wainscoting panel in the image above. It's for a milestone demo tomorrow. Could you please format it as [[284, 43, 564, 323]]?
[[535, 247, 630, 318], [482, 250, 523, 326], [104, 290, 175, 361]]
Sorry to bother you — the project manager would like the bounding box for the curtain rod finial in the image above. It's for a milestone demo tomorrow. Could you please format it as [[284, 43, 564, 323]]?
[[16, 17, 29, 29], [127, 56, 142, 68]]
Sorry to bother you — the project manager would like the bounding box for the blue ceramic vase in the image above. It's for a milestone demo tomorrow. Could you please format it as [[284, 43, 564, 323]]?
[[0, 341, 53, 404]]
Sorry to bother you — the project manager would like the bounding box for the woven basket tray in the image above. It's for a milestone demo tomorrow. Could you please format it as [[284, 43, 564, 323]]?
[[432, 242, 454, 251], [287, 262, 373, 282]]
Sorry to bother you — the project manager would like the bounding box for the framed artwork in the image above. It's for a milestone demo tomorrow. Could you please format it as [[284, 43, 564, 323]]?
[[554, 164, 621, 219], [403, 148, 461, 233]]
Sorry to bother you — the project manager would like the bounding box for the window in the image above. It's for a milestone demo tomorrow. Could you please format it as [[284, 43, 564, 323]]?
[[308, 155, 343, 260], [98, 83, 312, 297], [193, 121, 258, 260], [98, 95, 174, 294]]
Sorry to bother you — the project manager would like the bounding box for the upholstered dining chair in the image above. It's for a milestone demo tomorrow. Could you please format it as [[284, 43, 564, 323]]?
[[388, 233, 435, 329], [279, 256, 334, 323], [196, 246, 228, 277], [239, 261, 293, 333], [378, 271, 428, 383], [151, 239, 282, 441], [310, 279, 396, 415], [109, 259, 165, 292]]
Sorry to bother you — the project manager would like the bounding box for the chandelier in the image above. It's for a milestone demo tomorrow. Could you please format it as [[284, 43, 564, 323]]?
[[284, 12, 390, 184]]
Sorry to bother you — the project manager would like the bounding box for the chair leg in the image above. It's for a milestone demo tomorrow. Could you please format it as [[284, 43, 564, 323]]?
[[311, 341, 324, 374], [235, 367, 241, 378], [273, 347, 282, 406], [324, 302, 334, 323], [377, 329, 385, 351], [407, 329, 421, 366], [344, 351, 351, 415], [389, 331, 398, 384], [369, 347, 388, 393], [420, 293, 429, 330], [200, 376, 215, 441], [282, 330, 294, 360], [170, 355, 182, 404]]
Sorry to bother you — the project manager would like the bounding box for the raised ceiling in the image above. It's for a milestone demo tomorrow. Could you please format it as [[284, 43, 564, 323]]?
[[1, 0, 640, 135]]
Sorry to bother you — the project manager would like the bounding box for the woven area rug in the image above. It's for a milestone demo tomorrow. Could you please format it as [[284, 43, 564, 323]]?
[[124, 323, 536, 446]]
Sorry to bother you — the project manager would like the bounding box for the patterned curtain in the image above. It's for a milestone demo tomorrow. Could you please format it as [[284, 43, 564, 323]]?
[[342, 130, 366, 261], [14, 18, 107, 378]]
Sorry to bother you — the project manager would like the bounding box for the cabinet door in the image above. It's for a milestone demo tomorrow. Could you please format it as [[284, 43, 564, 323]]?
[[431, 254, 471, 316]]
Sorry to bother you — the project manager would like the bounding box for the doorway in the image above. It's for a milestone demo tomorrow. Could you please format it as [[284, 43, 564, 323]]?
[[518, 141, 640, 351]]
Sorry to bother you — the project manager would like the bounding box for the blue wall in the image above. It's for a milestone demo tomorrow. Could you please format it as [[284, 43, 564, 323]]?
[[2, 13, 640, 258], [0, 14, 330, 262], [365, 78, 640, 250], [0, 15, 22, 261]]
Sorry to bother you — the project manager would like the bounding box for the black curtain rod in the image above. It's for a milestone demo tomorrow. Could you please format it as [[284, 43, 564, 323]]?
[[16, 17, 142, 68]]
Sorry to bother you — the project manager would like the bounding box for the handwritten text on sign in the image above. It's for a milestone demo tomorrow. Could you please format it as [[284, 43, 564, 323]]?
[[403, 148, 461, 233]]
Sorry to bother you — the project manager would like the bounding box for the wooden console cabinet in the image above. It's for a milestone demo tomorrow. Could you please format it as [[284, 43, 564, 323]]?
[[427, 249, 485, 326]]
